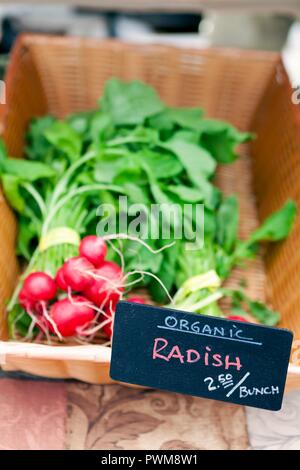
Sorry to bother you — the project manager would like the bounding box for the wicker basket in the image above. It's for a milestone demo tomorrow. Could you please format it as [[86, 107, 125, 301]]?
[[0, 34, 300, 390]]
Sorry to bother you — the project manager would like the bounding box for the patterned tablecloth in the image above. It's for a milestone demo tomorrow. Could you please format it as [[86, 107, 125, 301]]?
[[1, 377, 300, 450], [0, 378, 248, 450]]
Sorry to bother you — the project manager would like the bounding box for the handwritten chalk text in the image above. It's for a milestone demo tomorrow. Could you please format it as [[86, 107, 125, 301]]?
[[158, 315, 262, 346], [239, 385, 280, 398], [153, 337, 242, 370]]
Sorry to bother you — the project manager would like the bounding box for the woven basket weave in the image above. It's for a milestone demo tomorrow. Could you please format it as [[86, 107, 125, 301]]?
[[0, 34, 299, 389]]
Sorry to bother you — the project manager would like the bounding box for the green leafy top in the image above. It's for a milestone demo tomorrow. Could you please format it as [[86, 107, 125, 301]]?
[[100, 79, 165, 126], [0, 79, 296, 326]]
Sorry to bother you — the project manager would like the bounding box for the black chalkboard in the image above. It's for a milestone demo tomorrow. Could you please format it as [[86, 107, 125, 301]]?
[[110, 302, 293, 411]]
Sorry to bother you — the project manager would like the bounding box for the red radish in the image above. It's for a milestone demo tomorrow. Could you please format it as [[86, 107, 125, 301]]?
[[127, 296, 146, 304], [101, 296, 146, 339], [62, 256, 94, 292], [101, 302, 117, 339], [23, 272, 57, 302], [18, 287, 35, 310], [227, 315, 248, 323], [55, 266, 68, 291], [79, 235, 107, 267], [84, 261, 123, 307], [48, 296, 95, 337], [102, 319, 113, 339]]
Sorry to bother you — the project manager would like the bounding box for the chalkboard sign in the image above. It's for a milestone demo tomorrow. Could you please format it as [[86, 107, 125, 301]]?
[[110, 302, 293, 410]]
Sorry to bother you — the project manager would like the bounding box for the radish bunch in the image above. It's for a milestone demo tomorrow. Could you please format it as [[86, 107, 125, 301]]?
[[18, 235, 146, 341]]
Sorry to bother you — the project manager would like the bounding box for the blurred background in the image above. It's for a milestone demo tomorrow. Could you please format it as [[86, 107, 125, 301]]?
[[0, 1, 299, 88]]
